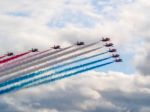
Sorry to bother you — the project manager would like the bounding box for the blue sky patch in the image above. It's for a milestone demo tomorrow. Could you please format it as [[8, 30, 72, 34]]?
[[7, 11, 30, 17], [47, 10, 95, 28]]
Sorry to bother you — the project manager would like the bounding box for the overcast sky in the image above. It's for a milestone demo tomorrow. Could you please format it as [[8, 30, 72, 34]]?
[[0, 0, 150, 112]]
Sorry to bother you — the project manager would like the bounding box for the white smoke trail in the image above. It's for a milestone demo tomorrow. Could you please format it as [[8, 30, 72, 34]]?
[[0, 41, 99, 77]]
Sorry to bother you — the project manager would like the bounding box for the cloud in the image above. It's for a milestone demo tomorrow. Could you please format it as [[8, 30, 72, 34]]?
[[134, 43, 150, 76], [0, 0, 150, 112], [0, 71, 150, 112], [0, 0, 149, 51]]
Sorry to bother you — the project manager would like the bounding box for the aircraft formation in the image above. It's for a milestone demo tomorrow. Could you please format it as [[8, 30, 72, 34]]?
[[0, 38, 122, 95]]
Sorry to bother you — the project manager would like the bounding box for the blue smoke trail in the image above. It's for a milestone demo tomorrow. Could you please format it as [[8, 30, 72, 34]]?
[[0, 61, 114, 95], [28, 61, 115, 88], [0, 56, 112, 92], [0, 51, 108, 88]]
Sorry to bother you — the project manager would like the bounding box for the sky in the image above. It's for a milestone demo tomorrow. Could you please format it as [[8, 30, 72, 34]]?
[[0, 0, 150, 112]]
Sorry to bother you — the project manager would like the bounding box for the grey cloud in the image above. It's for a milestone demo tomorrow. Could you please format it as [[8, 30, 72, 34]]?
[[0, 72, 150, 112], [134, 43, 150, 76], [100, 90, 150, 112]]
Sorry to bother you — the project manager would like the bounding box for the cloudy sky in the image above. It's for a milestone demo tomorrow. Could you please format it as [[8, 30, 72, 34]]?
[[0, 0, 150, 112]]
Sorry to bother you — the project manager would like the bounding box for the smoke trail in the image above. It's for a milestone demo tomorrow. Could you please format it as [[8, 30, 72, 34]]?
[[50, 51, 108, 70], [0, 41, 99, 77], [0, 51, 32, 64], [22, 56, 112, 87], [0, 46, 102, 83], [0, 55, 15, 67], [0, 46, 73, 73], [0, 56, 112, 90], [0, 61, 114, 95], [28, 61, 114, 89], [0, 51, 108, 87], [0, 46, 73, 76], [0, 49, 53, 71], [0, 56, 6, 60]]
